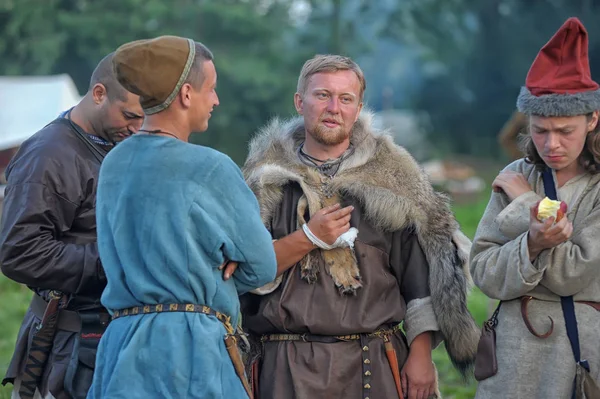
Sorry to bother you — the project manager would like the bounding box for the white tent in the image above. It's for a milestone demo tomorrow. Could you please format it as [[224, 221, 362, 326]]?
[[371, 109, 430, 161], [0, 74, 82, 151]]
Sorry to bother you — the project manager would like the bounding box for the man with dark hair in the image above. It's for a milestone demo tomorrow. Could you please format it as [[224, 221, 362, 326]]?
[[86, 36, 276, 398], [67, 52, 144, 145], [0, 51, 143, 399], [88, 53, 128, 102]]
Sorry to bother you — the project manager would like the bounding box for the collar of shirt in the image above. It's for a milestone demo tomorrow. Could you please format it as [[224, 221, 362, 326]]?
[[59, 107, 113, 146]]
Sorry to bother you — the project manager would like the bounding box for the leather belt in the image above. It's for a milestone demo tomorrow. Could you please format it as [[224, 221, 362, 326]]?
[[261, 324, 402, 399], [261, 324, 402, 343], [577, 301, 600, 312], [520, 296, 600, 339], [112, 303, 233, 332], [30, 293, 82, 333], [113, 303, 253, 398]]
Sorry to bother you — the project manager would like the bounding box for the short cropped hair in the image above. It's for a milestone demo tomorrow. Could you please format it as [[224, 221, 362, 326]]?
[[184, 42, 215, 89], [89, 52, 128, 102], [297, 54, 366, 101]]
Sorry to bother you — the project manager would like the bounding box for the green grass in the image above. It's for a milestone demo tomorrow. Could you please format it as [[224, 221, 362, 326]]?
[[0, 275, 32, 399], [431, 196, 490, 399], [453, 197, 490, 240], [433, 287, 488, 398], [0, 195, 491, 399]]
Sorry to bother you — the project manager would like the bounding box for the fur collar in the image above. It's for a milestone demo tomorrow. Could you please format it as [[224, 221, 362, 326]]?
[[246, 112, 459, 234], [243, 112, 480, 375]]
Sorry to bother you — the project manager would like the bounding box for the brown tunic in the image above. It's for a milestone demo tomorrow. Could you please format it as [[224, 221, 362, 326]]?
[[242, 182, 433, 399]]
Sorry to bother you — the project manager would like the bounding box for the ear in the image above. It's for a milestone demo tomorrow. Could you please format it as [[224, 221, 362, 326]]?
[[294, 92, 304, 115], [92, 84, 108, 104], [179, 83, 193, 109], [354, 102, 363, 123], [588, 110, 599, 131]]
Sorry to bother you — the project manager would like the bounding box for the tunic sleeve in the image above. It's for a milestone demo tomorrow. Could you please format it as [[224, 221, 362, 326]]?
[[191, 156, 277, 295], [538, 198, 600, 296], [0, 149, 104, 294], [470, 190, 544, 300], [390, 228, 441, 346]]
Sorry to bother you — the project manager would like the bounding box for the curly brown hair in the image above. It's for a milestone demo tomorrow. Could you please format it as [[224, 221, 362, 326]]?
[[519, 113, 600, 173]]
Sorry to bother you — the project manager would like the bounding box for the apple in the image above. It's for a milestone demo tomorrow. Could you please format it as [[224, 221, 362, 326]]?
[[536, 197, 567, 223]]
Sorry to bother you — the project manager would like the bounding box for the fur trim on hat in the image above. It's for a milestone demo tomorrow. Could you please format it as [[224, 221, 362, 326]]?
[[517, 86, 600, 116]]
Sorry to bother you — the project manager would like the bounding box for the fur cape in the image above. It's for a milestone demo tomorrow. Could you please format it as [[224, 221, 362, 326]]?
[[243, 112, 480, 375]]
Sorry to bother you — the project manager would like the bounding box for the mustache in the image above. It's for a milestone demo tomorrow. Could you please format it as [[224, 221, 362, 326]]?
[[320, 115, 343, 124]]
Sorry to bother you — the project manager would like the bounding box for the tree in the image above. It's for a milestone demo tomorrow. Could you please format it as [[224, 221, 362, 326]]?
[[382, 0, 600, 158], [0, 0, 301, 164]]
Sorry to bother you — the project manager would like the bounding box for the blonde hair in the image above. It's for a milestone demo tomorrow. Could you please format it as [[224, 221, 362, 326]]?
[[297, 54, 366, 101]]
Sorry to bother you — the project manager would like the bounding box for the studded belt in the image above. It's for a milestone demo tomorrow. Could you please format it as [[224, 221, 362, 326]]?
[[261, 324, 402, 399], [111, 303, 256, 397], [112, 303, 235, 334]]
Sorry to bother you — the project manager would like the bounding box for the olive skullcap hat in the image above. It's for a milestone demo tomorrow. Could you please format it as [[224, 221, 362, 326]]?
[[113, 35, 196, 115]]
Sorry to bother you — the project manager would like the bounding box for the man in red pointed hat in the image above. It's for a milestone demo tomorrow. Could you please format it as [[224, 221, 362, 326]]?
[[471, 17, 600, 398]]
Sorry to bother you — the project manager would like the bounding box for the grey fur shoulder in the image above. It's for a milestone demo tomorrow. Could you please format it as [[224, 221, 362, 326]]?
[[243, 113, 481, 375]]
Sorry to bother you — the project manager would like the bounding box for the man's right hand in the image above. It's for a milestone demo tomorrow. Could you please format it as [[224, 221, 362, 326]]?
[[527, 203, 572, 261], [272, 203, 355, 277], [306, 203, 354, 245]]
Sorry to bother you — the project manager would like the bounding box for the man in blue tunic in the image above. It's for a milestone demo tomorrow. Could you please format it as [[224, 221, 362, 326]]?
[[86, 36, 277, 399]]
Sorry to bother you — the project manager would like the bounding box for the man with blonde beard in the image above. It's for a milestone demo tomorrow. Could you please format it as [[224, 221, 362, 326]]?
[[241, 54, 480, 399]]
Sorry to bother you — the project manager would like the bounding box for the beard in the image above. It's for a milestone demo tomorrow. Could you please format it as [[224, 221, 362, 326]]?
[[308, 123, 349, 146], [104, 128, 132, 143]]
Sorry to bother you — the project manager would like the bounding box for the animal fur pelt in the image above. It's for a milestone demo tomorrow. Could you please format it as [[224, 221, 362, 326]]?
[[243, 111, 480, 375], [296, 185, 362, 294]]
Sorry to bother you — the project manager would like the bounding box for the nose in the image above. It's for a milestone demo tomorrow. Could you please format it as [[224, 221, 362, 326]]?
[[546, 132, 560, 151], [214, 92, 220, 107], [129, 119, 143, 134], [326, 98, 340, 114]]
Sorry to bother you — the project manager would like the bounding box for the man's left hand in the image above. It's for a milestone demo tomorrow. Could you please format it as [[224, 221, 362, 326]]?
[[401, 352, 436, 399], [492, 171, 533, 202], [219, 260, 238, 280]]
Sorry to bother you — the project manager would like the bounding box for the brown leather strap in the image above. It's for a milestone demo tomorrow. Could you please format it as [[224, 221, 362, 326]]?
[[518, 296, 600, 337], [360, 335, 372, 399], [261, 324, 402, 343], [225, 335, 253, 399], [251, 361, 260, 399], [262, 333, 361, 343], [383, 336, 403, 399], [520, 296, 554, 339], [577, 301, 600, 312], [30, 293, 82, 333], [19, 292, 67, 399]]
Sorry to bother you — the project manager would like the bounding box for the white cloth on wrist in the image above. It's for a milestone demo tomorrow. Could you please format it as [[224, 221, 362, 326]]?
[[302, 223, 359, 250]]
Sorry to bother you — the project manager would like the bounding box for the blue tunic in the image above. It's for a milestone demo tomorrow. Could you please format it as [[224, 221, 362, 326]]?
[[87, 135, 277, 399]]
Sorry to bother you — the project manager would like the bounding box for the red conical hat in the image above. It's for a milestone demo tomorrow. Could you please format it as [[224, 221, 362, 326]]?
[[517, 17, 600, 116]]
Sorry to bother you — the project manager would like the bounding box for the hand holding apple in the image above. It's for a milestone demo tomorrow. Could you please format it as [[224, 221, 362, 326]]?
[[528, 199, 572, 261], [535, 197, 567, 223]]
